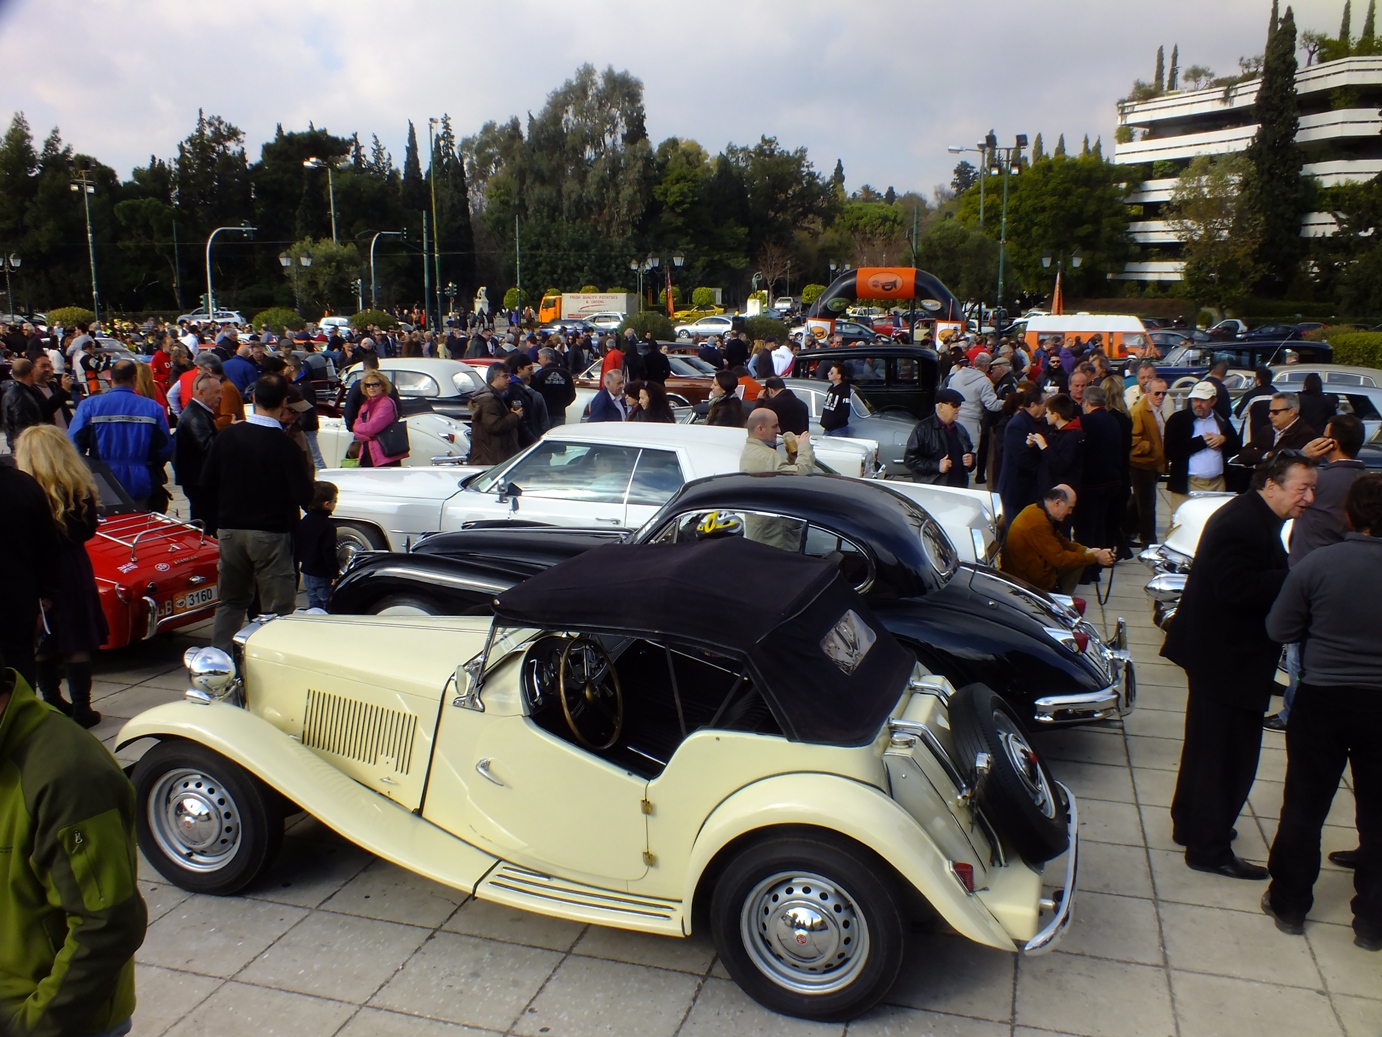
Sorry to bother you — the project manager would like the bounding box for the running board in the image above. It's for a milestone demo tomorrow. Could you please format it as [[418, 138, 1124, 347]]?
[[477, 863, 684, 936]]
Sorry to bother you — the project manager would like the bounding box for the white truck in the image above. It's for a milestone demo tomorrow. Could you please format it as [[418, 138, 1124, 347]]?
[[539, 292, 639, 323]]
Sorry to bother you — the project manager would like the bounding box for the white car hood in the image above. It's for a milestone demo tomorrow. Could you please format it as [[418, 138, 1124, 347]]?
[[322, 466, 487, 501]]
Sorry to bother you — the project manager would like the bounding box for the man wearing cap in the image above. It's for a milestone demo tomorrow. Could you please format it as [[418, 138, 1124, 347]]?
[[1165, 381, 1241, 514], [904, 388, 975, 487]]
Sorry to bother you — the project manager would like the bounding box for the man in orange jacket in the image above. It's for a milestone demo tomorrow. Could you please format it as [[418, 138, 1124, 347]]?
[[1129, 377, 1168, 547], [1001, 485, 1115, 594]]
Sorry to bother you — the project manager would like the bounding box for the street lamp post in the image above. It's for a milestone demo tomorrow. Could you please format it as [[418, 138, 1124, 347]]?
[[988, 133, 1028, 331], [1, 253, 19, 315], [644, 250, 685, 314], [206, 223, 256, 319], [70, 170, 100, 322], [1040, 249, 1084, 308], [946, 141, 990, 229], [302, 158, 338, 244], [368, 230, 403, 310], [629, 255, 658, 311], [279, 251, 312, 312], [444, 282, 457, 324], [351, 278, 364, 313]]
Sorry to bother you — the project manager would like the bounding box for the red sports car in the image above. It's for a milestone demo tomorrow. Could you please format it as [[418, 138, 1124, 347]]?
[[86, 468, 221, 649]]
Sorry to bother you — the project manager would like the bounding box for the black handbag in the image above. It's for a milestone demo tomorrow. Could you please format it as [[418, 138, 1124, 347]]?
[[375, 418, 410, 457]]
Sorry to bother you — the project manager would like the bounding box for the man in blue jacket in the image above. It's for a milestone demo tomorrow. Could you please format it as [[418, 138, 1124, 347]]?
[[68, 359, 172, 508]]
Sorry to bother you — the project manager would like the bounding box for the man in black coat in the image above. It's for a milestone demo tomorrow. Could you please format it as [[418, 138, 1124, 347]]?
[[1238, 392, 1315, 467], [1075, 386, 1124, 560], [641, 341, 672, 385], [1164, 381, 1241, 513], [723, 331, 749, 370], [903, 388, 974, 486], [1163, 452, 1318, 878], [0, 460, 61, 687], [173, 370, 222, 533], [755, 376, 810, 435]]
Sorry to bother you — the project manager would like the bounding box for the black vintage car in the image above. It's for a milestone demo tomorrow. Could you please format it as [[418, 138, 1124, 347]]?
[[793, 344, 941, 419], [331, 474, 1134, 728]]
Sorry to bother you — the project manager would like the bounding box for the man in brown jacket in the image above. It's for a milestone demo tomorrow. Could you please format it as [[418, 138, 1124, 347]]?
[[468, 363, 524, 465], [1000, 485, 1115, 593], [1129, 377, 1168, 546]]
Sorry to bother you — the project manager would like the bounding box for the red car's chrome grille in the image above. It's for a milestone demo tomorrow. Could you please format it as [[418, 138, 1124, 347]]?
[[302, 688, 418, 775]]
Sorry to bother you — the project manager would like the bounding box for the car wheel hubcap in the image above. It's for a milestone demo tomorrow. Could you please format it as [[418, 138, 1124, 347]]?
[[740, 871, 869, 994], [148, 769, 242, 870], [994, 713, 1057, 818]]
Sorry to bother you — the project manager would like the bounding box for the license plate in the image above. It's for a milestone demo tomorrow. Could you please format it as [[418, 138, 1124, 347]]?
[[172, 585, 218, 614]]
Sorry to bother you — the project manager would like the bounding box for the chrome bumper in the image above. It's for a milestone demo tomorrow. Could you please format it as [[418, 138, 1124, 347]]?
[[1024, 781, 1078, 954], [1033, 658, 1136, 724]]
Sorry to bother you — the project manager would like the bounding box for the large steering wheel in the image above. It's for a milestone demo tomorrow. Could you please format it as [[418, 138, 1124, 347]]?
[[558, 637, 624, 751]]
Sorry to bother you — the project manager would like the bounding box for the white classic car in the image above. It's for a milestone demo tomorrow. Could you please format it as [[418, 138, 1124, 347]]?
[[120, 537, 1078, 1021], [322, 423, 1001, 567], [316, 408, 469, 467]]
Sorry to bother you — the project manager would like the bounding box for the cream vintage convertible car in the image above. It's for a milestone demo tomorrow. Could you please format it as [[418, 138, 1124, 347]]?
[[119, 538, 1077, 1021]]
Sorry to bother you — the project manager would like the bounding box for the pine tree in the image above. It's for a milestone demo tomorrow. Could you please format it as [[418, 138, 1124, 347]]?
[[1092, 137, 1103, 159], [1032, 133, 1046, 161], [1240, 6, 1306, 296], [1154, 46, 1166, 92], [1341, 0, 1353, 44], [1055, 134, 1067, 158], [369, 134, 392, 177], [1168, 44, 1180, 90]]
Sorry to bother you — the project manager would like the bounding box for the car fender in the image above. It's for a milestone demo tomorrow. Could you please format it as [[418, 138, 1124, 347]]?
[[682, 772, 1015, 950], [117, 701, 500, 892]]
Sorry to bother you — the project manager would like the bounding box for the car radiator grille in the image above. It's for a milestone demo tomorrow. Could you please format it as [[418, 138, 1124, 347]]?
[[302, 688, 418, 775]]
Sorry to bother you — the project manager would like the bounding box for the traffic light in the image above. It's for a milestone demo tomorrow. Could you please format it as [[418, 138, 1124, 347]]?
[[199, 293, 209, 312]]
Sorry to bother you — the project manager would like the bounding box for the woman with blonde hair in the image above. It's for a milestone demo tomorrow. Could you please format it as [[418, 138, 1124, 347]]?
[[353, 371, 408, 467], [15, 424, 109, 727]]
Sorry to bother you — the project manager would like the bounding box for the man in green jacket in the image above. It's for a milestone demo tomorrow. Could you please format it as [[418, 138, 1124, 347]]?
[[0, 653, 146, 1037]]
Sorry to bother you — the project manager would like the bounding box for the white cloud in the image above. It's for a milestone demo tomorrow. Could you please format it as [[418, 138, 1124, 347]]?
[[0, 0, 1342, 195]]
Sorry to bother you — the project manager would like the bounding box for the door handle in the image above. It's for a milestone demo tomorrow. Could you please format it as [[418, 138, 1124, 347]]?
[[596, 517, 623, 525], [475, 758, 504, 787]]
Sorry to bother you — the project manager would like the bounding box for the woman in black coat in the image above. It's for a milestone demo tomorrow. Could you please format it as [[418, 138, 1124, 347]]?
[[996, 385, 1048, 522], [1036, 393, 1085, 498], [1296, 372, 1337, 436], [15, 425, 110, 728]]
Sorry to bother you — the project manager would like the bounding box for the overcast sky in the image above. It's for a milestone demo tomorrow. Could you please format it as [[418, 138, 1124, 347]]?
[[0, 0, 1343, 201]]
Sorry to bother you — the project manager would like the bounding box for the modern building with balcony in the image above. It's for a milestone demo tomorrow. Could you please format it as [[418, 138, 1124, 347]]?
[[1112, 55, 1382, 283]]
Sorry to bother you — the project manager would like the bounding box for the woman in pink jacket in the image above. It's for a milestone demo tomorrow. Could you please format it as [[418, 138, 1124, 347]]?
[[353, 372, 409, 467]]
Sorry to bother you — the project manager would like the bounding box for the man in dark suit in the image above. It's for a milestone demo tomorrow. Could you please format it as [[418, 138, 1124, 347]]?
[[1204, 358, 1233, 422], [587, 370, 627, 423], [755, 376, 810, 435], [1238, 392, 1316, 467], [172, 370, 222, 533], [1163, 452, 1318, 878]]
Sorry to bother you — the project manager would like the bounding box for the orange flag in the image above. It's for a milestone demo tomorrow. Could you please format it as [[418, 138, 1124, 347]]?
[[1050, 268, 1065, 316]]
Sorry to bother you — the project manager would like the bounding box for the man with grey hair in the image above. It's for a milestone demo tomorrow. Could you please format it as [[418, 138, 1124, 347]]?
[[532, 346, 576, 425], [1239, 391, 1316, 467], [588, 369, 627, 422], [173, 370, 223, 532], [946, 350, 1004, 448]]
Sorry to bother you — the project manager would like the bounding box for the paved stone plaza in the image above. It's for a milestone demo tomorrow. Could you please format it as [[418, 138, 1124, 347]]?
[[89, 493, 1379, 1037]]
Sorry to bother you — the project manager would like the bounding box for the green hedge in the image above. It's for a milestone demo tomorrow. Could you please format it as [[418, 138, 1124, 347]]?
[[349, 309, 398, 331], [46, 306, 96, 327], [744, 316, 788, 342], [617, 311, 675, 341], [1323, 331, 1382, 369], [250, 307, 305, 332]]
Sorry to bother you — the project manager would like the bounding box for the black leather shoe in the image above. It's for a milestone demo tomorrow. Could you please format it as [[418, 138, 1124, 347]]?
[[1263, 714, 1288, 732], [1261, 890, 1305, 935], [1356, 930, 1382, 952], [1329, 848, 1361, 869], [1186, 854, 1270, 880]]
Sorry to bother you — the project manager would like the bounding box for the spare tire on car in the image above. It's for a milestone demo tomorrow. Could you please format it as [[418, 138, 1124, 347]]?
[[949, 683, 1069, 862]]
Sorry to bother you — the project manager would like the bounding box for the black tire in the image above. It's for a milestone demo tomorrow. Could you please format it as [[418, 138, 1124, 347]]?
[[369, 593, 443, 616], [335, 521, 388, 571], [710, 832, 906, 1022], [133, 740, 283, 895], [949, 683, 1069, 862]]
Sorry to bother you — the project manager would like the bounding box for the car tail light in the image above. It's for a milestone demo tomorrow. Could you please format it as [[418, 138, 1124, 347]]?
[[441, 432, 456, 443], [950, 861, 976, 894], [1071, 631, 1090, 653], [1069, 596, 1087, 616]]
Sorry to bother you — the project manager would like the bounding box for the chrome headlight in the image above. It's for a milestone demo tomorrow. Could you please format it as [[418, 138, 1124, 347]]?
[[183, 646, 239, 704]]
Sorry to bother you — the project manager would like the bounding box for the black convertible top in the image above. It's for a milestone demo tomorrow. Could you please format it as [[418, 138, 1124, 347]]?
[[492, 537, 914, 745]]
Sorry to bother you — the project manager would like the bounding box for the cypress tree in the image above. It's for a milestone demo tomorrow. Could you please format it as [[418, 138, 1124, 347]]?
[[1092, 137, 1103, 159], [1362, 0, 1377, 50], [1154, 46, 1166, 92], [1341, 0, 1353, 45], [401, 120, 427, 212], [1168, 44, 1180, 90], [1032, 133, 1046, 161], [1054, 134, 1067, 158], [1240, 6, 1306, 296], [1081, 134, 1091, 157]]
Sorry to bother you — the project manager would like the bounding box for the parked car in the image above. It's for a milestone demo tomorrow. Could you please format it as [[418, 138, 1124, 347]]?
[[331, 473, 1128, 729], [1208, 318, 1248, 338], [323, 423, 993, 567], [176, 308, 244, 325], [1269, 362, 1380, 389], [538, 318, 597, 336], [570, 353, 715, 419], [84, 461, 221, 649], [120, 537, 1080, 1020], [1240, 322, 1305, 340], [585, 311, 626, 330], [337, 357, 486, 423], [794, 344, 941, 419], [777, 378, 920, 479], [674, 314, 740, 339], [1150, 341, 1333, 392], [316, 405, 469, 467]]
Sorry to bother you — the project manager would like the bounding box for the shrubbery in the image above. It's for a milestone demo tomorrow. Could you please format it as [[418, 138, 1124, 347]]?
[[691, 286, 716, 308], [250, 307, 305, 332], [744, 316, 788, 342], [502, 288, 528, 309], [1323, 331, 1382, 369], [349, 309, 398, 331], [801, 283, 826, 306], [46, 306, 96, 327], [617, 311, 675, 341]]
